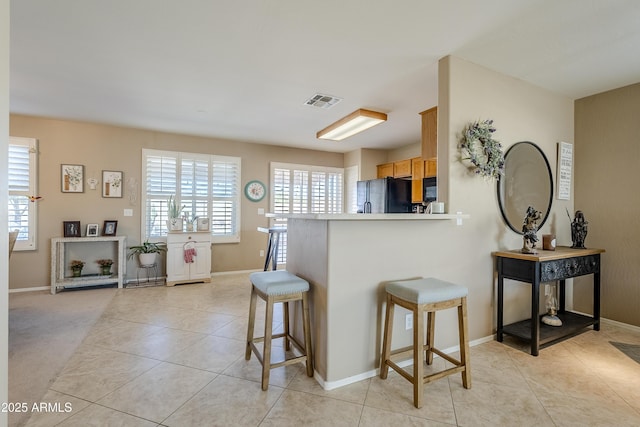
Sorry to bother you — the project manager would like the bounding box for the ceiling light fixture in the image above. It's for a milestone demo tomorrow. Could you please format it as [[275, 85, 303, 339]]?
[[316, 109, 387, 141]]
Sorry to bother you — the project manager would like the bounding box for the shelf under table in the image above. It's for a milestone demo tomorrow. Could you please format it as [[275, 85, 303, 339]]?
[[503, 312, 596, 348]]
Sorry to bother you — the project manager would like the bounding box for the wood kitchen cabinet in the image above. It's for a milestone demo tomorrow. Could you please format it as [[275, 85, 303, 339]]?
[[393, 159, 412, 178], [411, 157, 425, 203], [166, 231, 212, 286], [420, 106, 437, 160], [377, 162, 393, 178], [425, 158, 437, 177]]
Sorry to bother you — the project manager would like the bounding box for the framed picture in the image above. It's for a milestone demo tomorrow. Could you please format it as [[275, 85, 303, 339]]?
[[61, 164, 84, 193], [63, 221, 81, 237], [102, 170, 123, 198], [102, 220, 118, 236], [86, 223, 99, 237]]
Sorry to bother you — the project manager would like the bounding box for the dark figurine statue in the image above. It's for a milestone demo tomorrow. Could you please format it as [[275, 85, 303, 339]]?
[[570, 210, 588, 249], [521, 206, 542, 254]]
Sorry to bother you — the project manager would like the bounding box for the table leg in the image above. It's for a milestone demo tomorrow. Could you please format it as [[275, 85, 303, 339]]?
[[272, 232, 280, 271], [559, 279, 566, 313], [594, 270, 601, 331], [531, 279, 540, 356], [497, 259, 504, 342]]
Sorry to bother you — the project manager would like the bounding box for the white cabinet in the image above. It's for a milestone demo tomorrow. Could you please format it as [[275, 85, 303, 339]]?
[[50, 236, 127, 294], [166, 231, 212, 286]]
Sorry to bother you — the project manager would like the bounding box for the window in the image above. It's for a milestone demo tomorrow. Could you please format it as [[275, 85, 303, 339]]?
[[270, 162, 344, 264], [8, 137, 38, 251], [142, 149, 241, 243]]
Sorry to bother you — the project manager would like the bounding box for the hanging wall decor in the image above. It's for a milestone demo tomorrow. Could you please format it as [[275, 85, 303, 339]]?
[[458, 119, 505, 180]]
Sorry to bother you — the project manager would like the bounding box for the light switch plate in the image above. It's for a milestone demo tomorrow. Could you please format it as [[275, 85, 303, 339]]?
[[258, 208, 265, 215], [124, 209, 133, 217]]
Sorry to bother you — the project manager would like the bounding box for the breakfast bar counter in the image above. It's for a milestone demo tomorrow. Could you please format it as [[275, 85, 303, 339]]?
[[267, 213, 469, 389]]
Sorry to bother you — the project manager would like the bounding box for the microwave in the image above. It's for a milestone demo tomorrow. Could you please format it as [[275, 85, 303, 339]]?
[[423, 177, 437, 203]]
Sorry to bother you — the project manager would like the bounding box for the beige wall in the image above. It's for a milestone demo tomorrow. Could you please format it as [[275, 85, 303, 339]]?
[[2, 0, 10, 421], [8, 115, 343, 289], [442, 56, 575, 331], [574, 83, 640, 327]]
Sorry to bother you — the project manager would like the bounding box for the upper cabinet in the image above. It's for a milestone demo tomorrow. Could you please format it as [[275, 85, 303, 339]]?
[[393, 159, 412, 178], [420, 106, 437, 160]]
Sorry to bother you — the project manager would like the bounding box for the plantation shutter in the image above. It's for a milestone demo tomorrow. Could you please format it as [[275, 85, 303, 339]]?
[[8, 137, 37, 251]]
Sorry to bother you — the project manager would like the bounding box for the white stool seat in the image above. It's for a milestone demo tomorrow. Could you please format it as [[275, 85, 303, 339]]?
[[386, 278, 468, 304], [249, 270, 309, 296]]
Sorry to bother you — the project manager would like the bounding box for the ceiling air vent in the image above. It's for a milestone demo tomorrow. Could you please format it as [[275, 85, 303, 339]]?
[[304, 93, 342, 109]]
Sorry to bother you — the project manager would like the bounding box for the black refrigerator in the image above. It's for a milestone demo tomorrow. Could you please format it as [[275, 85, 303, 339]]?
[[356, 177, 412, 213]]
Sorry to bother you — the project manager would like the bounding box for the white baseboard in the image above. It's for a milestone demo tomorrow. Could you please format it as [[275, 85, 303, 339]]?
[[318, 334, 494, 391], [8, 286, 50, 294]]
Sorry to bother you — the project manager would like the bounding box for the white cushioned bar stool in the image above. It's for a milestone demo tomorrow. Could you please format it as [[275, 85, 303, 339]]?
[[380, 277, 471, 408], [245, 270, 313, 390]]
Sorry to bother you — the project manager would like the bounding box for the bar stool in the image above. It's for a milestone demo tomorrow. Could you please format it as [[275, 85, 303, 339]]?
[[380, 277, 471, 408], [245, 270, 313, 390]]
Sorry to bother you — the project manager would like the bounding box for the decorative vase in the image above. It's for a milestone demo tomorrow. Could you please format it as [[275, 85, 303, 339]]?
[[101, 266, 112, 275], [186, 223, 194, 232], [72, 268, 82, 277], [167, 218, 183, 232], [139, 253, 156, 267]]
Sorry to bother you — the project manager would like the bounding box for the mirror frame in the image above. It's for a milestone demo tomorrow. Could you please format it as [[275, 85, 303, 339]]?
[[496, 141, 554, 234]]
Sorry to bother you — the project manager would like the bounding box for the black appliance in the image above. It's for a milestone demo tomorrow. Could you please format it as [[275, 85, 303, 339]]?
[[356, 177, 412, 213], [423, 177, 437, 203]]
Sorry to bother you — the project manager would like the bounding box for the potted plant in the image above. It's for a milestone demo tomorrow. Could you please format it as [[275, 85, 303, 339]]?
[[167, 195, 185, 232], [96, 259, 114, 275], [184, 213, 198, 232], [128, 240, 167, 266], [70, 260, 85, 277]]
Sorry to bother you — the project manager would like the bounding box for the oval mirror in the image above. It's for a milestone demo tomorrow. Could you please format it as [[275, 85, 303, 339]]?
[[497, 141, 553, 234]]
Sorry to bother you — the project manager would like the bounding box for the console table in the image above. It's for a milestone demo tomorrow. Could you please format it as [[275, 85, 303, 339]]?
[[51, 236, 127, 294], [494, 246, 604, 356]]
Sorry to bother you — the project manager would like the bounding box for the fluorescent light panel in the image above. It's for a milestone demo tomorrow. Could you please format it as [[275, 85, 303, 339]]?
[[317, 109, 387, 141]]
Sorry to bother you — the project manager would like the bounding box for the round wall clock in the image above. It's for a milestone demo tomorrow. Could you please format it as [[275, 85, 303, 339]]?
[[244, 180, 266, 202]]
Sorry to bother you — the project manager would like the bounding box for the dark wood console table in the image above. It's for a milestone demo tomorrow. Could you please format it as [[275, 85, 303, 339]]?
[[494, 246, 604, 356]]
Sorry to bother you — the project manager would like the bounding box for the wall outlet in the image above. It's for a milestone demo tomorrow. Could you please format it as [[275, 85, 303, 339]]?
[[405, 313, 413, 330], [259, 249, 265, 257], [123, 209, 133, 217]]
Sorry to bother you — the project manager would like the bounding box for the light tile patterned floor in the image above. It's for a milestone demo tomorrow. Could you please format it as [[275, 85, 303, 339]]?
[[20, 272, 640, 426]]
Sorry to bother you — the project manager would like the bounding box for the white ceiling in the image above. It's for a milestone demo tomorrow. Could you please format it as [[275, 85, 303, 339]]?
[[10, 0, 640, 153]]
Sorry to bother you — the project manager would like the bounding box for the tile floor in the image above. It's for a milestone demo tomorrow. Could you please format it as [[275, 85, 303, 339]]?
[[21, 272, 640, 426]]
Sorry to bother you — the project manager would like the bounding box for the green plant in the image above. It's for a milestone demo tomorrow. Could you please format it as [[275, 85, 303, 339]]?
[[167, 195, 185, 219], [96, 259, 113, 267], [70, 260, 85, 270], [127, 240, 167, 260]]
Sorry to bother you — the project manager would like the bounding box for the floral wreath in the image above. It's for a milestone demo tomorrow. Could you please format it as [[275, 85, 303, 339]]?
[[458, 119, 505, 180]]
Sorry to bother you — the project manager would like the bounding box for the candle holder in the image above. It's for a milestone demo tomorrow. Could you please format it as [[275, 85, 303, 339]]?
[[541, 282, 562, 326]]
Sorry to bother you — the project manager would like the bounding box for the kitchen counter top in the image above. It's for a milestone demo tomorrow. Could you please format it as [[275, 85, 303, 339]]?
[[266, 212, 469, 221]]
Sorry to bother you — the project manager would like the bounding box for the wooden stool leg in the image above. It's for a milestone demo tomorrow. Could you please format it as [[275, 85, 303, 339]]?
[[459, 296, 472, 389], [302, 292, 314, 377], [261, 296, 275, 390], [413, 304, 424, 409], [425, 311, 435, 365], [245, 287, 258, 360], [283, 301, 291, 351], [380, 293, 394, 379]]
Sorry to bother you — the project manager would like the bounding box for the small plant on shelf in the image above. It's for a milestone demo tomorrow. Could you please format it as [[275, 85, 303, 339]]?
[[70, 260, 85, 277], [96, 259, 114, 275]]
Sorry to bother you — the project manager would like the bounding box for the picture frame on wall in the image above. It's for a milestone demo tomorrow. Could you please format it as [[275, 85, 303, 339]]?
[[61, 164, 84, 193], [102, 220, 118, 236], [63, 221, 81, 237], [86, 224, 99, 237], [102, 170, 123, 198]]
